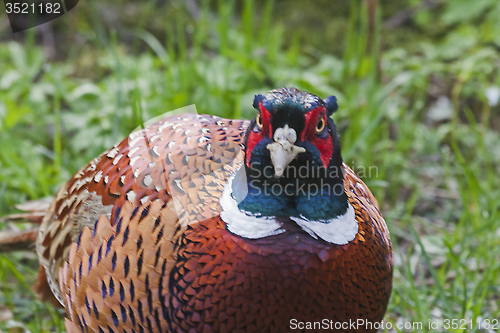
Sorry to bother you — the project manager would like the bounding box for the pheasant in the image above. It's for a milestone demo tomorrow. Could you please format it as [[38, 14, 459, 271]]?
[[3, 87, 392, 332]]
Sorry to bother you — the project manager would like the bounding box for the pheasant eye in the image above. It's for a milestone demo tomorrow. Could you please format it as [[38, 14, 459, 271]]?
[[316, 117, 325, 133], [256, 114, 263, 129]]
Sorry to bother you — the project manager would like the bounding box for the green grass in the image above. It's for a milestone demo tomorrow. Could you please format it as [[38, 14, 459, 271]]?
[[1, 0, 500, 332]]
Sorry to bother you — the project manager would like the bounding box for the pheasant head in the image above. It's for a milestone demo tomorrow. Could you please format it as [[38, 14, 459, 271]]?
[[220, 87, 357, 244]]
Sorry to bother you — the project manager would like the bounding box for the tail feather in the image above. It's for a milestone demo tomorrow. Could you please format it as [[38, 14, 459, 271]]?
[[14, 197, 52, 213], [0, 212, 46, 224], [0, 229, 38, 252], [0, 197, 51, 252], [0, 198, 60, 306]]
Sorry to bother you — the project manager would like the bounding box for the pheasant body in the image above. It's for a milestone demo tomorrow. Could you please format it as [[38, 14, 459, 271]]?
[[34, 88, 392, 332]]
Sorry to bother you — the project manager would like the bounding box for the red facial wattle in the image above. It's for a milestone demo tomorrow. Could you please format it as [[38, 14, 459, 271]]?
[[245, 103, 272, 167], [303, 107, 333, 168]]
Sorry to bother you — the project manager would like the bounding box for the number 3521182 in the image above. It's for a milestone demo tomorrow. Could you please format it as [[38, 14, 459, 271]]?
[[5, 2, 61, 14]]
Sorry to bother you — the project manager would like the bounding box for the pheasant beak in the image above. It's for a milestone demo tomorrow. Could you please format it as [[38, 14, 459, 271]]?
[[266, 125, 306, 177]]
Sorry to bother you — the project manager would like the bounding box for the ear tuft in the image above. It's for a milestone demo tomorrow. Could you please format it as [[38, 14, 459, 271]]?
[[324, 95, 338, 115], [253, 94, 265, 110]]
